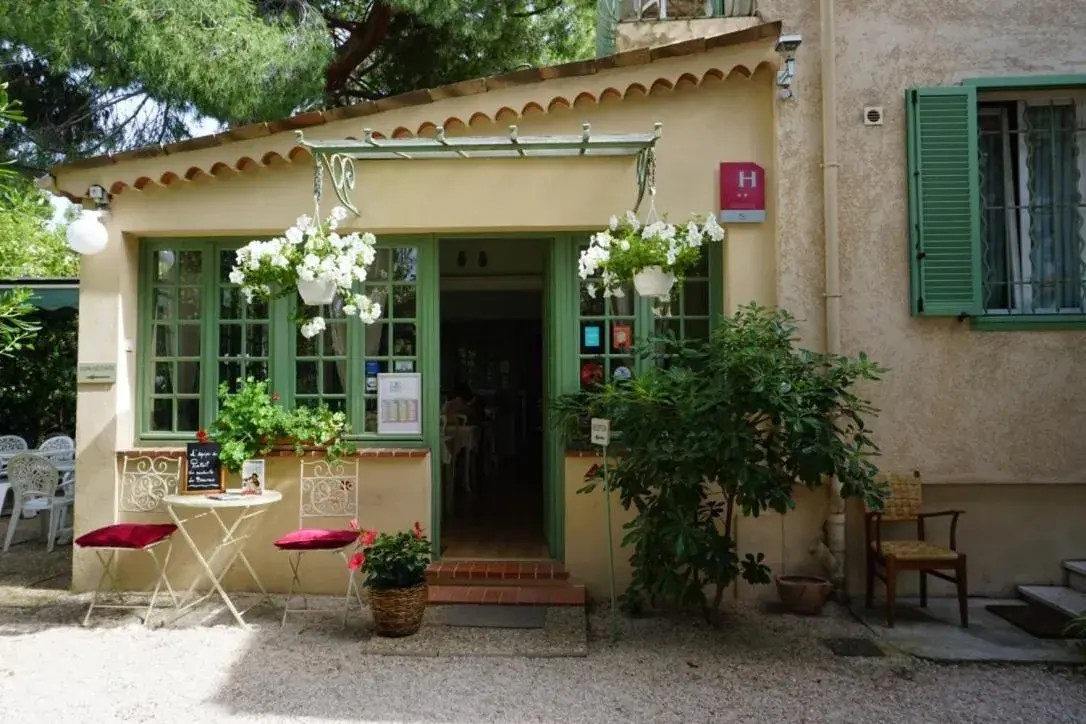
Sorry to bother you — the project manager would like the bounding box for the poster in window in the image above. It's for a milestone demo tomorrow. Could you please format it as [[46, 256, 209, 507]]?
[[377, 373, 422, 435], [393, 360, 415, 373], [583, 324, 602, 350], [365, 360, 380, 392], [612, 323, 632, 351]]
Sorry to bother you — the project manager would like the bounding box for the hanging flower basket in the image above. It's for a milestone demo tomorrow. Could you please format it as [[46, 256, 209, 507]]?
[[632, 266, 676, 299], [229, 206, 382, 338], [296, 277, 337, 305], [579, 210, 726, 299]]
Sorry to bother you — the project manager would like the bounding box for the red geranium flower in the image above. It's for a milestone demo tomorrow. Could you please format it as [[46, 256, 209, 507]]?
[[360, 530, 377, 547], [413, 521, 423, 540], [271, 392, 281, 401], [196, 429, 209, 444], [347, 552, 365, 570]]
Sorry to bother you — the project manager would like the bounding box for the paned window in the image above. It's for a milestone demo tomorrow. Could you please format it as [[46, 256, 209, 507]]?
[[575, 242, 718, 389], [906, 81, 1086, 326], [139, 239, 428, 440], [148, 249, 205, 432]]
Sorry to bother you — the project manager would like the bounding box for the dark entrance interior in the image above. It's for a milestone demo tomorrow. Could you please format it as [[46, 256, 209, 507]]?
[[438, 239, 547, 559]]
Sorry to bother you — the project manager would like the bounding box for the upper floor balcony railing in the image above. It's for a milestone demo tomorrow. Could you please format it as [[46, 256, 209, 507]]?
[[621, 0, 758, 21]]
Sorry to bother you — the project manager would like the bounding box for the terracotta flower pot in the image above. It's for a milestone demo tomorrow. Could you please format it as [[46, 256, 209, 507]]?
[[775, 575, 833, 616], [369, 582, 428, 637]]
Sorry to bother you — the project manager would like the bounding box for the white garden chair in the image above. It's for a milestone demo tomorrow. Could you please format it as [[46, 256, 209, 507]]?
[[2, 454, 73, 553], [38, 435, 75, 461], [274, 459, 363, 627], [0, 435, 25, 517]]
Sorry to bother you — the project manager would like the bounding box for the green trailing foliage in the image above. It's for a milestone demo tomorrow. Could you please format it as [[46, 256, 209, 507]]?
[[553, 303, 887, 621], [208, 377, 355, 472]]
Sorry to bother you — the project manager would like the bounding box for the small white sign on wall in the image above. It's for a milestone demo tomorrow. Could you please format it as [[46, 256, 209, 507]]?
[[77, 362, 117, 384], [377, 373, 422, 436]]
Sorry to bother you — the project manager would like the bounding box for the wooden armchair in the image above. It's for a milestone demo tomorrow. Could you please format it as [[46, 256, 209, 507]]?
[[865, 471, 968, 628]]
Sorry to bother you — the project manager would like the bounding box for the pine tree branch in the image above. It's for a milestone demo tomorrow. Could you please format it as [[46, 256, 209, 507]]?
[[324, 1, 396, 100]]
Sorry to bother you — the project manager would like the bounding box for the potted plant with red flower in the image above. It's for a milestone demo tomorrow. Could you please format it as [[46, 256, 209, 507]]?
[[347, 522, 431, 637]]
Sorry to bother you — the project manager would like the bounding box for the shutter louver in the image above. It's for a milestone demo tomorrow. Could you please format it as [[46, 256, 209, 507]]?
[[906, 87, 982, 317]]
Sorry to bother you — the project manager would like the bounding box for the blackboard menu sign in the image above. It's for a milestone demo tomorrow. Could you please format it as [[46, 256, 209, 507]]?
[[183, 442, 225, 494]]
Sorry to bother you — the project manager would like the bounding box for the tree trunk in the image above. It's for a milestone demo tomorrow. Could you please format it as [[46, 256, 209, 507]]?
[[324, 2, 396, 101]]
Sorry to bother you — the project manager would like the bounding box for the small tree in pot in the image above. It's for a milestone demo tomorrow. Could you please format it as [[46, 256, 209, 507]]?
[[553, 303, 886, 621]]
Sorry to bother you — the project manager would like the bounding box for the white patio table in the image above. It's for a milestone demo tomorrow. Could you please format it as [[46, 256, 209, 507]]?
[[162, 490, 282, 629]]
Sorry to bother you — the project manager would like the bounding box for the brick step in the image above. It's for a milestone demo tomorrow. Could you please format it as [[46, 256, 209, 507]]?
[[428, 583, 585, 606], [426, 560, 569, 587]]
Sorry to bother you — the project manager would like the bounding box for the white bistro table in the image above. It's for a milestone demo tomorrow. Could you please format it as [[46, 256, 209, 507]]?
[[162, 491, 282, 629]]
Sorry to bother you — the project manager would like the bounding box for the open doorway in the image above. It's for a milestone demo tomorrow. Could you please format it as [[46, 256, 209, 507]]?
[[438, 238, 548, 559]]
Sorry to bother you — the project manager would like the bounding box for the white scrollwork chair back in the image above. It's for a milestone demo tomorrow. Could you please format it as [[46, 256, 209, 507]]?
[[7, 454, 60, 502], [0, 435, 28, 453], [38, 435, 75, 463], [120, 455, 182, 513], [299, 459, 359, 524]]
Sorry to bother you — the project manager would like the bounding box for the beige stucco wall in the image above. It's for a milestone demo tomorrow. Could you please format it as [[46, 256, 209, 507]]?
[[115, 455, 431, 594], [59, 43, 787, 596], [616, 17, 761, 52], [756, 0, 1086, 596]]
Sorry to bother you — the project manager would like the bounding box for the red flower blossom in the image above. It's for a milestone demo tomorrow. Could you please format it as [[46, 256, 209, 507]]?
[[271, 392, 281, 401], [347, 552, 365, 570], [413, 522, 423, 540], [196, 429, 209, 444], [348, 518, 359, 531], [360, 530, 377, 547]]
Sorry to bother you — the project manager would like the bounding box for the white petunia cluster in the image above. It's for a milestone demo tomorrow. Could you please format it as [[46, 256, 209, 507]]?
[[578, 210, 726, 297], [230, 206, 383, 337]]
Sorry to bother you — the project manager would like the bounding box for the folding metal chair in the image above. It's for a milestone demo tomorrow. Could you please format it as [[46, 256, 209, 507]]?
[[275, 459, 363, 627], [75, 523, 179, 626]]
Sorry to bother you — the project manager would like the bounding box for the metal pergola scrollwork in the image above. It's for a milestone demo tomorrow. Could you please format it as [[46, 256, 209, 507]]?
[[295, 122, 662, 217]]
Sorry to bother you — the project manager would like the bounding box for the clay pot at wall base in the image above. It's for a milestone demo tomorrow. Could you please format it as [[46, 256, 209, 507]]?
[[369, 582, 428, 637], [775, 575, 833, 616]]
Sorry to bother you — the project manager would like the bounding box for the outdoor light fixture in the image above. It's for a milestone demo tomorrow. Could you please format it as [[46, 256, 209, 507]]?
[[66, 184, 111, 256], [775, 34, 802, 100]]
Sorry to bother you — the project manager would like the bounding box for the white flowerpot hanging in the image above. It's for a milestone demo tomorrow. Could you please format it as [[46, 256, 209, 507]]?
[[297, 277, 337, 305], [633, 266, 676, 299]]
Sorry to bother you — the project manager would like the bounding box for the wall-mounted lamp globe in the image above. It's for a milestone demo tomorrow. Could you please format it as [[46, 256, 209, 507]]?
[[66, 209, 109, 255]]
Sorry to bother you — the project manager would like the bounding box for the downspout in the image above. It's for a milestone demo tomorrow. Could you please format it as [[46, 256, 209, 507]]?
[[811, 0, 848, 592]]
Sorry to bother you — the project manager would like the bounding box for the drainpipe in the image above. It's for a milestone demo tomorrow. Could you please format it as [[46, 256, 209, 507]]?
[[817, 0, 847, 593]]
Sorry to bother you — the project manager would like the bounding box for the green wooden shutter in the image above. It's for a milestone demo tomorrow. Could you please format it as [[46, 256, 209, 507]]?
[[906, 86, 982, 317]]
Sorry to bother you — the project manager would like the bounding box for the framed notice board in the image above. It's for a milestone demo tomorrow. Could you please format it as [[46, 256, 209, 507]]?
[[182, 442, 225, 494]]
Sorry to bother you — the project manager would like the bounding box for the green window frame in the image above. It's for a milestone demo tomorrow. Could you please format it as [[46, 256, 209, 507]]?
[[137, 237, 435, 443], [907, 75, 1086, 330], [574, 240, 722, 389]]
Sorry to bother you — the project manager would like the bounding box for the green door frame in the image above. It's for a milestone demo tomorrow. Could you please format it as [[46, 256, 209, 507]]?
[[427, 232, 573, 562]]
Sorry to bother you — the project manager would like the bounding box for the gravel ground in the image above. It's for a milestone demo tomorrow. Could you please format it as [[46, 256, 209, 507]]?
[[1, 598, 1084, 724]]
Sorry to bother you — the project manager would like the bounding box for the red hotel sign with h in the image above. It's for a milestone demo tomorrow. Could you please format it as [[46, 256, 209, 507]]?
[[719, 162, 766, 223]]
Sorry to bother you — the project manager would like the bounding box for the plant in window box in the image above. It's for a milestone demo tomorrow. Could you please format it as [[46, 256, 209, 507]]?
[[229, 206, 382, 338], [208, 377, 355, 472], [347, 522, 431, 637], [578, 211, 725, 300]]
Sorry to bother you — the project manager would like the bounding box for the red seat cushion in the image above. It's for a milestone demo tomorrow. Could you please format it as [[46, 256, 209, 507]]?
[[274, 528, 358, 551], [75, 523, 177, 550]]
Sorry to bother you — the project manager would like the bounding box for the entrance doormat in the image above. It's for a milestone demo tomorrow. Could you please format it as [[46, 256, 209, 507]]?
[[986, 604, 1084, 639], [444, 605, 547, 629]]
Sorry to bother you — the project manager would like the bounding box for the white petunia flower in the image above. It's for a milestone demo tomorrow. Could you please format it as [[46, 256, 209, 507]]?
[[300, 316, 326, 338], [331, 206, 349, 221]]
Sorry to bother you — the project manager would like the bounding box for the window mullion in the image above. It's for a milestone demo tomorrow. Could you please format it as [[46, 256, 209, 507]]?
[[201, 244, 219, 428]]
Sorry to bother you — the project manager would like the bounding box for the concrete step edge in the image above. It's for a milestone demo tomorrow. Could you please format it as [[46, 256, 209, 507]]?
[[1017, 584, 1086, 618]]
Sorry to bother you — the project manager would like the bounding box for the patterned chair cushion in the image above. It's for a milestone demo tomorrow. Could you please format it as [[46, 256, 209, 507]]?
[[873, 540, 959, 561], [75, 523, 177, 549], [274, 528, 358, 551]]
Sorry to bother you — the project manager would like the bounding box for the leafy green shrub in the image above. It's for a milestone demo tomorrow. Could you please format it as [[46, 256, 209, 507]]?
[[347, 523, 432, 590], [553, 303, 887, 620]]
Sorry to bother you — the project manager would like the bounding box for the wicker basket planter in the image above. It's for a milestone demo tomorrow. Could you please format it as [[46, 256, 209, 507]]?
[[369, 582, 428, 637]]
